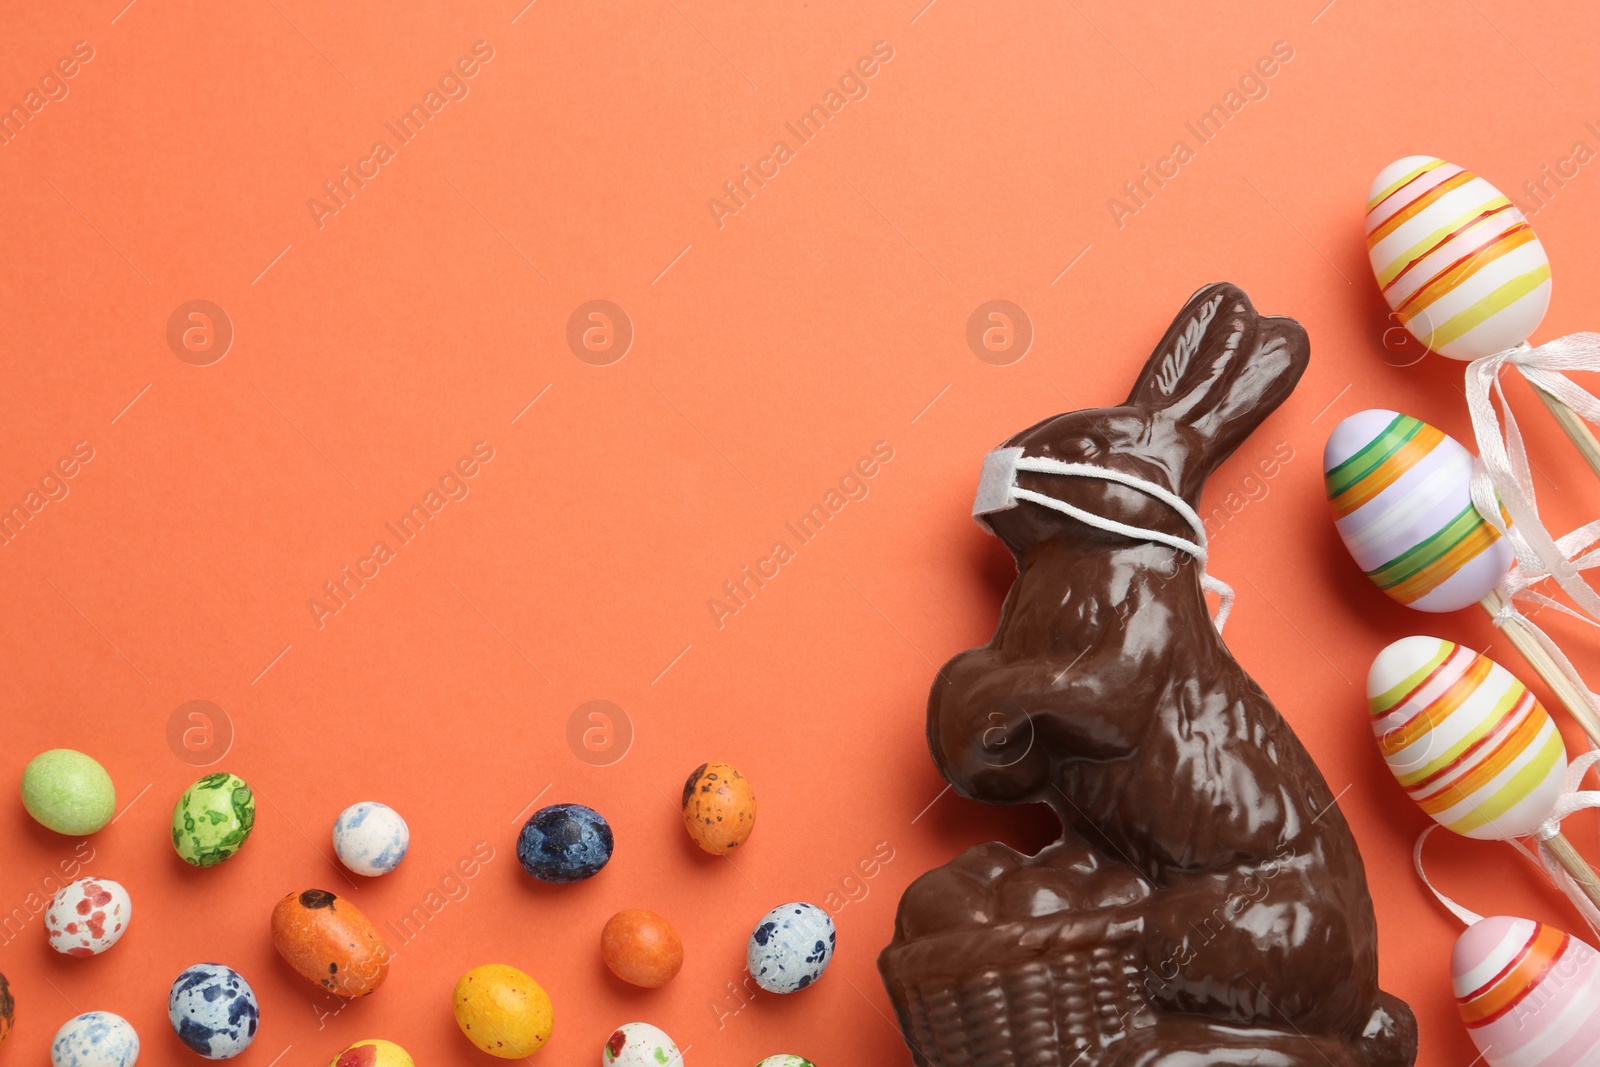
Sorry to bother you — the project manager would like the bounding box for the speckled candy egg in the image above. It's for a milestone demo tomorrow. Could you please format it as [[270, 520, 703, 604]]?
[[326, 1038, 415, 1067], [168, 963, 259, 1059], [332, 802, 410, 877], [51, 1011, 139, 1067], [755, 1058, 816, 1067], [171, 772, 255, 867], [271, 889, 390, 997], [22, 749, 116, 835], [604, 1022, 682, 1066], [517, 803, 612, 883], [0, 970, 12, 1049], [681, 762, 756, 855], [601, 909, 684, 988], [747, 902, 835, 994], [1452, 915, 1600, 1067], [46, 877, 132, 956], [453, 964, 553, 1058]]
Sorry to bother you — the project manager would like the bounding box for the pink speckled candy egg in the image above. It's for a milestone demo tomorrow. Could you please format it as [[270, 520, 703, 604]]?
[[46, 877, 132, 957], [1452, 915, 1600, 1066]]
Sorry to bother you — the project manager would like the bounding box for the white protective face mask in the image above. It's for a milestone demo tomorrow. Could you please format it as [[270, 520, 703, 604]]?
[[972, 446, 1234, 632]]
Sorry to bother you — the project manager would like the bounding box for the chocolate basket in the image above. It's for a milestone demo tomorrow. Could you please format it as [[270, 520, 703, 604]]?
[[879, 909, 1154, 1067]]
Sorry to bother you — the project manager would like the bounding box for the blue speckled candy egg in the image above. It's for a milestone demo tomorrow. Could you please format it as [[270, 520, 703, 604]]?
[[51, 1011, 139, 1067], [168, 963, 259, 1059], [332, 801, 410, 877], [517, 803, 613, 883], [747, 902, 835, 993]]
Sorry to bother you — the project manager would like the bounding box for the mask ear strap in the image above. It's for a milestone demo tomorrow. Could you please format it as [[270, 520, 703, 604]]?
[[983, 454, 1235, 633], [1015, 458, 1206, 539], [1008, 486, 1203, 558], [1202, 574, 1235, 632]]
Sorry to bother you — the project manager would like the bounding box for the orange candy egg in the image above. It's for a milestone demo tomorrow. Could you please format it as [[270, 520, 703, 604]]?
[[681, 762, 756, 854], [271, 889, 391, 997], [601, 909, 684, 988]]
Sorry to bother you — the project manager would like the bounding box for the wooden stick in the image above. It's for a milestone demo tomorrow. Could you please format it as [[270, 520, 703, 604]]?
[[1543, 830, 1600, 914], [1532, 383, 1600, 481], [1480, 589, 1600, 746]]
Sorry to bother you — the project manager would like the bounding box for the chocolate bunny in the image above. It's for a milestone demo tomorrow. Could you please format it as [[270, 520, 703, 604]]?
[[880, 284, 1416, 1067]]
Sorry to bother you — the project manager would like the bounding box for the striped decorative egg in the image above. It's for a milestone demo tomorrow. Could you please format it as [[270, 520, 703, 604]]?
[[1368, 636, 1565, 840], [1367, 155, 1550, 360], [1325, 409, 1513, 612], [1452, 916, 1600, 1066]]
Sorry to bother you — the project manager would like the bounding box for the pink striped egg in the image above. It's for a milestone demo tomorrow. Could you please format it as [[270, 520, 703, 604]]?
[[1453, 915, 1600, 1066], [1368, 636, 1565, 841], [1367, 156, 1550, 360]]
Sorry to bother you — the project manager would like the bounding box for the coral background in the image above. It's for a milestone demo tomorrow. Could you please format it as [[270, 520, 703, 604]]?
[[3, 0, 1600, 1063]]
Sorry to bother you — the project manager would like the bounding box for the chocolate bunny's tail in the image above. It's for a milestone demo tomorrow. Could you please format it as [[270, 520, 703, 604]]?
[[1359, 992, 1417, 1067]]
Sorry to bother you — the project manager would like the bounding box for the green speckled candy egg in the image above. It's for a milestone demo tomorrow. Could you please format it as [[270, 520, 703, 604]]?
[[755, 1058, 817, 1067], [21, 749, 116, 835], [172, 772, 255, 867]]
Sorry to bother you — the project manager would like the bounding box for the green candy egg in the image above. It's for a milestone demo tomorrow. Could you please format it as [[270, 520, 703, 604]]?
[[172, 771, 255, 867], [21, 749, 116, 835]]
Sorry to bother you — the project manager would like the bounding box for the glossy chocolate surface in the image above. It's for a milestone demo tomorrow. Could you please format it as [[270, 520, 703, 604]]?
[[880, 283, 1416, 1066]]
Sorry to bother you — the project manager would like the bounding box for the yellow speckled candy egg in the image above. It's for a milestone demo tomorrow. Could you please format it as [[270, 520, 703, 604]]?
[[454, 964, 553, 1058], [681, 762, 756, 854], [327, 1038, 415, 1067]]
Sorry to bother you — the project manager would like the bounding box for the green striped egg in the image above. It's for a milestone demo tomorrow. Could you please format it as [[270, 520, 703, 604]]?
[[1324, 409, 1512, 612]]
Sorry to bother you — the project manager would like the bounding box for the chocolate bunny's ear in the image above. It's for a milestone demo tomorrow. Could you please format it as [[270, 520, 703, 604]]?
[[1125, 282, 1309, 471]]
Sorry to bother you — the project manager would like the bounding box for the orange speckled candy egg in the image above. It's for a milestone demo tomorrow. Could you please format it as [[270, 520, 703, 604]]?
[[271, 889, 391, 997], [454, 964, 553, 1058], [681, 762, 756, 854], [327, 1038, 415, 1067], [601, 909, 684, 988]]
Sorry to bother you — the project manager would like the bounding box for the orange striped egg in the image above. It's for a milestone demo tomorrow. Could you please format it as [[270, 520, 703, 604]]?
[[1325, 409, 1512, 612], [1367, 156, 1550, 360], [1452, 916, 1600, 1066], [1369, 636, 1565, 841]]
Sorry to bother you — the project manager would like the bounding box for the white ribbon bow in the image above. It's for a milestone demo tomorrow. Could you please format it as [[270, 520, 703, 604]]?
[[1414, 748, 1600, 939], [1465, 336, 1600, 720]]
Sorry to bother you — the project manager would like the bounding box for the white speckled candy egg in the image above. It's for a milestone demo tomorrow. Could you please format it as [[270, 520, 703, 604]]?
[[168, 963, 259, 1059], [51, 1011, 139, 1067], [747, 902, 835, 994], [756, 1058, 817, 1067], [46, 877, 132, 957], [603, 1022, 683, 1066], [1324, 409, 1513, 612], [332, 801, 410, 877], [1366, 155, 1550, 360]]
